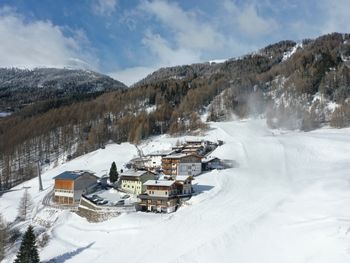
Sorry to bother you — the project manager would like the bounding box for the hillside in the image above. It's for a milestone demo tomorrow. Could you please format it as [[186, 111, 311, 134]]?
[[1, 33, 350, 191], [0, 67, 127, 112], [1, 120, 350, 262]]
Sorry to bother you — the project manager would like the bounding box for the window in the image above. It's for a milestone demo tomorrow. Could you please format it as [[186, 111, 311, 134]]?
[[165, 191, 168, 195]]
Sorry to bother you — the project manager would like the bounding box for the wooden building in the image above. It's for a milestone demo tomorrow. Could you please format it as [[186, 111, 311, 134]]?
[[162, 153, 202, 176], [138, 180, 178, 213], [54, 171, 98, 205], [119, 170, 156, 195], [138, 176, 193, 213]]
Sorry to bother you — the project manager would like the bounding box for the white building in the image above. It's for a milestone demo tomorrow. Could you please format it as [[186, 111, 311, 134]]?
[[146, 150, 175, 169], [162, 153, 202, 177]]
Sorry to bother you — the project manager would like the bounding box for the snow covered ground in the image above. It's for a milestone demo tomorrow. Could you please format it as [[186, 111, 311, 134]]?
[[2, 119, 350, 263]]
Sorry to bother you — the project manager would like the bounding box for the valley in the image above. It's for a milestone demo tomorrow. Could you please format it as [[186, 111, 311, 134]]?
[[1, 119, 350, 263]]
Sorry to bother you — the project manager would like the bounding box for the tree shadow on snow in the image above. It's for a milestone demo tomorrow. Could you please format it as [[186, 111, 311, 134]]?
[[44, 242, 95, 263]]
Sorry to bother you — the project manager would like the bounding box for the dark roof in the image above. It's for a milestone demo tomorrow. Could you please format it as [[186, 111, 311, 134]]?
[[54, 171, 96, 181]]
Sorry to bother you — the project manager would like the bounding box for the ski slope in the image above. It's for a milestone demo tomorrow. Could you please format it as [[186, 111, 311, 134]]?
[[2, 119, 350, 263]]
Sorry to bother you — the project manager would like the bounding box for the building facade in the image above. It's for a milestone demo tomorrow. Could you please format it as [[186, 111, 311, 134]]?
[[119, 170, 156, 195], [175, 175, 193, 195], [162, 154, 202, 176], [54, 171, 98, 205], [145, 150, 175, 169], [138, 180, 178, 213]]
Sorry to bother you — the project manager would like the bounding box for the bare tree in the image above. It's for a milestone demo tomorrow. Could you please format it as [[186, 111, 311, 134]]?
[[17, 189, 33, 221], [0, 213, 8, 261]]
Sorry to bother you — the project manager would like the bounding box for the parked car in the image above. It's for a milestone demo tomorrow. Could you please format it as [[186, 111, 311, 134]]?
[[91, 195, 103, 203], [97, 200, 108, 205], [121, 194, 130, 199], [115, 200, 125, 206]]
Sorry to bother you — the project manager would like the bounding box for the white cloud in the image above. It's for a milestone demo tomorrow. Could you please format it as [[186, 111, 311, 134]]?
[[92, 0, 117, 16], [139, 0, 224, 51], [108, 66, 156, 86], [112, 0, 262, 86], [0, 7, 96, 69], [321, 0, 350, 34], [135, 0, 236, 71], [223, 0, 278, 37], [142, 30, 201, 66]]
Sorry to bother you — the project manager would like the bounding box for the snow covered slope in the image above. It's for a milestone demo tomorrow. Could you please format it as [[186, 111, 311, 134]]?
[[2, 120, 350, 263]]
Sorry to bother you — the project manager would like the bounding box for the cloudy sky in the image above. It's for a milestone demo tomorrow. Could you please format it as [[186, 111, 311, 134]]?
[[0, 0, 349, 85]]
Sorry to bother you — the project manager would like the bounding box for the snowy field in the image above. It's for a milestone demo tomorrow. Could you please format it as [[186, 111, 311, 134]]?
[[2, 119, 350, 263]]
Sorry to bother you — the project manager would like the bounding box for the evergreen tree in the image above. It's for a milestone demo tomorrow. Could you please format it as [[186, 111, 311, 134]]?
[[109, 162, 118, 183], [14, 225, 40, 263]]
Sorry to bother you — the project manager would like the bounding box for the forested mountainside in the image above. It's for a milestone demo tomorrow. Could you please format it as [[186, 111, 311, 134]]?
[[0, 68, 127, 113], [1, 32, 350, 190]]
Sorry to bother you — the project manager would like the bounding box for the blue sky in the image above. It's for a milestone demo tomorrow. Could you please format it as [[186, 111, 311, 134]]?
[[0, 0, 349, 85]]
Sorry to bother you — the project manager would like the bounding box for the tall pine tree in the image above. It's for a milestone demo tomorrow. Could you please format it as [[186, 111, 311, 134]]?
[[14, 225, 39, 263], [109, 162, 118, 183]]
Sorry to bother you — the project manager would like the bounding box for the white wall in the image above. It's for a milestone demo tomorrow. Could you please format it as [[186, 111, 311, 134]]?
[[178, 163, 201, 176]]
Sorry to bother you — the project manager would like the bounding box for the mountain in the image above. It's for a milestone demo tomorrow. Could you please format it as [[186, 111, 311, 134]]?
[[134, 40, 297, 87], [1, 32, 350, 190], [136, 33, 350, 129], [0, 68, 127, 112]]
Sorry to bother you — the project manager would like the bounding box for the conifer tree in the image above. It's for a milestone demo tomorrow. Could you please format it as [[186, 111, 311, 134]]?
[[14, 225, 40, 263], [109, 162, 118, 183]]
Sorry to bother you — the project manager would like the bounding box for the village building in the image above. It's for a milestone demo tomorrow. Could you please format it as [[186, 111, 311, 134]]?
[[162, 153, 202, 176], [119, 170, 156, 195], [145, 150, 175, 169], [175, 175, 193, 195], [181, 146, 205, 156], [138, 180, 178, 213], [138, 176, 193, 213], [185, 140, 203, 146], [127, 157, 150, 170], [171, 140, 218, 156], [202, 157, 226, 170], [171, 145, 185, 153], [53, 170, 98, 205]]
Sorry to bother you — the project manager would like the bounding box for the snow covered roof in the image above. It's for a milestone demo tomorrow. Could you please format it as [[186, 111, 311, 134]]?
[[175, 175, 192, 182], [144, 180, 175, 187], [163, 153, 200, 159], [147, 150, 175, 156], [202, 157, 220, 163], [54, 170, 96, 180], [185, 139, 203, 143], [120, 170, 149, 178], [182, 148, 200, 152]]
